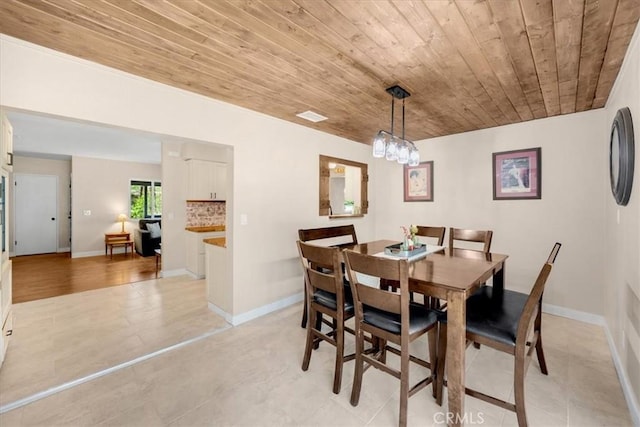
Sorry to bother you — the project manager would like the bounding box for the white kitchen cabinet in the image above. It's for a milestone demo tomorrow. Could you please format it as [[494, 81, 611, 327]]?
[[186, 159, 226, 200], [186, 230, 224, 278], [0, 112, 13, 172]]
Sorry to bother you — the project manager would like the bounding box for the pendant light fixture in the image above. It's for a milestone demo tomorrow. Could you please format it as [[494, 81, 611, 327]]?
[[372, 85, 419, 166]]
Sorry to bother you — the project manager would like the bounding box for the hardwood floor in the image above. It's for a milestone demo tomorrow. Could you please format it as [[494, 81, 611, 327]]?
[[11, 252, 158, 303]]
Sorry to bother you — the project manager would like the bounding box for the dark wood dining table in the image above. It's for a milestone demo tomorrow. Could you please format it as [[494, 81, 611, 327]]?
[[349, 240, 508, 427]]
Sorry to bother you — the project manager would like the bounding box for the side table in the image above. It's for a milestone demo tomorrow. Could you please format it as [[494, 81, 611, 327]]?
[[105, 232, 134, 259]]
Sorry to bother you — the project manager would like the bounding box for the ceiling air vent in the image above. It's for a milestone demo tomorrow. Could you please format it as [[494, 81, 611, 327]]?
[[296, 110, 328, 123]]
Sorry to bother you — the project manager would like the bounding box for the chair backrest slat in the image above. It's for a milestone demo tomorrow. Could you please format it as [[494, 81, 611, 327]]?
[[415, 226, 446, 246], [356, 283, 401, 314], [344, 250, 408, 316], [298, 225, 358, 245], [449, 227, 493, 253], [297, 241, 342, 296], [307, 268, 339, 294]]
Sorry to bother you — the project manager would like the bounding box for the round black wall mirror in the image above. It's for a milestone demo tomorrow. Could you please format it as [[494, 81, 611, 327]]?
[[609, 107, 635, 206]]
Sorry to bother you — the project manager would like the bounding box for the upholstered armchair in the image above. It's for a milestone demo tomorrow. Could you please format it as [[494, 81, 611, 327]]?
[[134, 219, 161, 257]]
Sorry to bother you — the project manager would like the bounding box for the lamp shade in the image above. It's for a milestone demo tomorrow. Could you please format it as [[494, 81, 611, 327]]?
[[372, 131, 386, 158]]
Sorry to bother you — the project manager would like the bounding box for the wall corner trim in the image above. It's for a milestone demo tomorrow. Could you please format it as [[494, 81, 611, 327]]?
[[604, 322, 640, 427]]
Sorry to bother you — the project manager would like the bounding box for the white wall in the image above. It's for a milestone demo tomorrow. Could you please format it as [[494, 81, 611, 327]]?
[[11, 156, 71, 252], [0, 35, 376, 316], [374, 109, 607, 315], [71, 156, 161, 256], [160, 141, 188, 272], [603, 22, 640, 413]]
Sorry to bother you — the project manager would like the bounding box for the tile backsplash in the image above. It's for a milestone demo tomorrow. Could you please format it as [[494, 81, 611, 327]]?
[[186, 201, 226, 227]]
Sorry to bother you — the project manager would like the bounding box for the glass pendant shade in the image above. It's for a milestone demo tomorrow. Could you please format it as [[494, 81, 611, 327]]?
[[372, 131, 386, 158], [408, 145, 420, 166], [385, 137, 398, 161], [397, 141, 409, 164]]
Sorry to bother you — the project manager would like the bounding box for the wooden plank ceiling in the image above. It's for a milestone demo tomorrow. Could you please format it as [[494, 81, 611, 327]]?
[[1, 0, 638, 145]]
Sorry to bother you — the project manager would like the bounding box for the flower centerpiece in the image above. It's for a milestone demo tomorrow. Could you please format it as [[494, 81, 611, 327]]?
[[401, 225, 420, 250]]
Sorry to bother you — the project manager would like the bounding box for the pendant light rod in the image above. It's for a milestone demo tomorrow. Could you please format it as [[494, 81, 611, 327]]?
[[390, 95, 395, 136], [386, 85, 410, 139], [402, 98, 406, 140]]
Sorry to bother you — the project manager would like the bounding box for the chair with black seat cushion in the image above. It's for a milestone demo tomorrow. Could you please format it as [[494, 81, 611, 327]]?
[[297, 241, 355, 394], [448, 227, 493, 253], [436, 242, 561, 427], [298, 225, 358, 328], [343, 249, 440, 427], [448, 227, 493, 319]]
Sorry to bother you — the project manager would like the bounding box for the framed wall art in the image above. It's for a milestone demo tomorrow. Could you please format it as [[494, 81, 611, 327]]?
[[404, 161, 433, 202], [492, 147, 541, 200]]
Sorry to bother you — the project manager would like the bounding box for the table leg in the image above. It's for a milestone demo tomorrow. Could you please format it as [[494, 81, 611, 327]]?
[[446, 290, 466, 427], [155, 252, 160, 277], [491, 263, 505, 305]]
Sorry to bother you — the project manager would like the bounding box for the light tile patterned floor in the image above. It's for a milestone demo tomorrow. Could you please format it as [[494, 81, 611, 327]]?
[[0, 278, 633, 426]]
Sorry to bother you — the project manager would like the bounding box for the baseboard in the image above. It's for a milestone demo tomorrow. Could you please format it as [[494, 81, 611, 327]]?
[[603, 323, 640, 426], [57, 247, 70, 253], [543, 303, 639, 425], [207, 292, 304, 327], [161, 268, 189, 278], [71, 250, 104, 258], [231, 292, 303, 326], [542, 302, 605, 325]]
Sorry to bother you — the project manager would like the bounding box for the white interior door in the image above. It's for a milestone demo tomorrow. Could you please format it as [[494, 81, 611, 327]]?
[[14, 174, 58, 256]]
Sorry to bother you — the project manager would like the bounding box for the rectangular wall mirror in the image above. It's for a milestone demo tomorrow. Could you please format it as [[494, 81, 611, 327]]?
[[319, 155, 368, 217]]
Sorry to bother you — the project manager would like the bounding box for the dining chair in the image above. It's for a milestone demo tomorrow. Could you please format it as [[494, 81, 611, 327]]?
[[343, 249, 440, 427], [448, 227, 493, 253], [297, 240, 355, 394], [436, 242, 562, 427], [298, 225, 358, 328], [448, 227, 494, 321]]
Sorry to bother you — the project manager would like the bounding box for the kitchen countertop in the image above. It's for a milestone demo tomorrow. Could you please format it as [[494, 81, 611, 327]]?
[[204, 237, 226, 248], [185, 225, 226, 232]]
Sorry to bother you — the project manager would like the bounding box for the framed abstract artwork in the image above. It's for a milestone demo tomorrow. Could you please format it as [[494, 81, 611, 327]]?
[[492, 148, 541, 200]]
